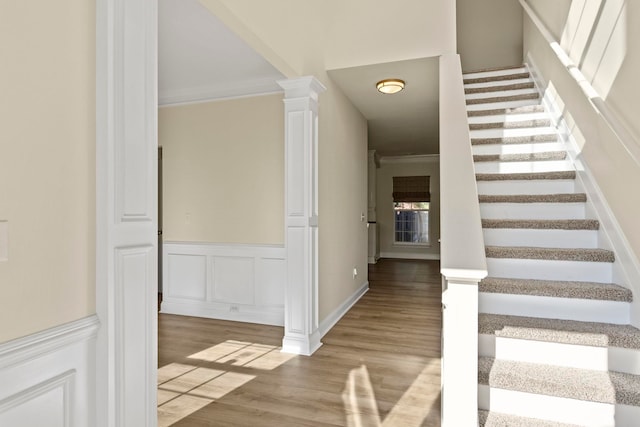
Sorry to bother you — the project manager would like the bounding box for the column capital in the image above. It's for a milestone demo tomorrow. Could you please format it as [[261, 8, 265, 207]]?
[[278, 76, 327, 100]]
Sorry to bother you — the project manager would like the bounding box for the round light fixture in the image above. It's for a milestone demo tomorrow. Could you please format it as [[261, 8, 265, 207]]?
[[376, 79, 405, 94]]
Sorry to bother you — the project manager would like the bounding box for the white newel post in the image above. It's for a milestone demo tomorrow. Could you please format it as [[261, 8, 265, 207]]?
[[96, 0, 158, 425], [278, 77, 326, 356]]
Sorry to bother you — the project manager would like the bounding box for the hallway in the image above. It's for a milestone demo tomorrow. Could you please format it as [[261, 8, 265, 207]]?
[[157, 259, 442, 426]]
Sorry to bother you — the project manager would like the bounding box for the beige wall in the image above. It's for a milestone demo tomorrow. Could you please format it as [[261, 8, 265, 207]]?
[[194, 0, 456, 321], [523, 2, 640, 272], [0, 1, 96, 342], [160, 95, 284, 245], [457, 0, 524, 71], [376, 158, 441, 260]]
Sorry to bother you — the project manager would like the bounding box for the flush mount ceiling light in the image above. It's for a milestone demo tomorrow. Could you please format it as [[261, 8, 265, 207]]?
[[376, 79, 405, 94]]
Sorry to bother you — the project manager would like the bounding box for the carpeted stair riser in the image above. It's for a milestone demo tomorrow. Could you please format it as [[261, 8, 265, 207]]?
[[479, 193, 585, 203], [472, 133, 557, 145], [465, 82, 535, 95], [480, 277, 632, 302], [467, 92, 539, 105], [479, 313, 640, 349], [468, 104, 545, 117], [476, 171, 576, 181], [479, 357, 640, 406], [485, 246, 614, 262], [463, 72, 530, 85], [482, 219, 599, 230], [474, 152, 567, 162], [478, 410, 581, 427]]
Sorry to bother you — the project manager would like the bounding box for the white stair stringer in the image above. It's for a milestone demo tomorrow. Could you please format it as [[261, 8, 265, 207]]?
[[464, 65, 640, 425]]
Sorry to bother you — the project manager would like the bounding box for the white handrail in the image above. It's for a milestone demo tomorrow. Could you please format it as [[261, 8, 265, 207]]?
[[519, 0, 640, 169], [439, 53, 488, 427]]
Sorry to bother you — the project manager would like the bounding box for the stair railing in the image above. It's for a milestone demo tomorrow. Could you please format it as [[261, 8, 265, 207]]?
[[439, 53, 488, 427]]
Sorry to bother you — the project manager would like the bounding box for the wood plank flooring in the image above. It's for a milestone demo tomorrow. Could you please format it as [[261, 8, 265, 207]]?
[[158, 259, 442, 426]]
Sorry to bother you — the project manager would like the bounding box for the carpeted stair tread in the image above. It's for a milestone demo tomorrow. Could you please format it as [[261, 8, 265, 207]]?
[[479, 313, 640, 349], [464, 72, 530, 85], [467, 92, 539, 105], [479, 193, 586, 203], [468, 105, 545, 117], [480, 277, 632, 302], [469, 118, 551, 130], [485, 246, 614, 262], [465, 82, 535, 94], [478, 410, 580, 427], [479, 357, 640, 405], [476, 171, 576, 181], [482, 219, 599, 230], [471, 133, 557, 145], [474, 151, 567, 162]]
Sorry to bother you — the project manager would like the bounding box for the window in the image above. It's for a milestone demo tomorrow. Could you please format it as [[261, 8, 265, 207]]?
[[392, 176, 430, 245], [394, 202, 429, 244]]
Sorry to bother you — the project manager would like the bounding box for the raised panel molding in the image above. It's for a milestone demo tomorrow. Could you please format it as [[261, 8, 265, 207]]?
[[0, 316, 99, 427], [162, 242, 285, 326]]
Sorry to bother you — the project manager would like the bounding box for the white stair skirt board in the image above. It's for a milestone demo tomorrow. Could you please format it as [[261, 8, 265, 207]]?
[[479, 202, 586, 220], [465, 88, 539, 100], [486, 258, 612, 283], [467, 111, 551, 124], [478, 385, 615, 426], [472, 141, 566, 156], [477, 179, 576, 195], [479, 293, 630, 324], [0, 316, 99, 426], [464, 78, 533, 89], [615, 404, 640, 426], [473, 160, 574, 174], [463, 67, 527, 79], [482, 228, 598, 249], [466, 99, 542, 111], [479, 334, 640, 375]]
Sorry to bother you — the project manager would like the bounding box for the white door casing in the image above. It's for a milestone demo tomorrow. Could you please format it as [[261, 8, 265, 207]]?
[[96, 0, 158, 425]]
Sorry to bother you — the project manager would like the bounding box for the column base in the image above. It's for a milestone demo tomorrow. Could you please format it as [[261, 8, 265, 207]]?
[[281, 332, 322, 356]]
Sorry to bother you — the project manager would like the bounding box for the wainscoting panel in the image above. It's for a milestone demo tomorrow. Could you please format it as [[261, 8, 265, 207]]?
[[162, 242, 286, 326], [0, 315, 99, 426]]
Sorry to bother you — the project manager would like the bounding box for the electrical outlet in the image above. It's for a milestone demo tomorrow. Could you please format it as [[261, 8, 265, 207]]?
[[230, 305, 239, 312], [352, 267, 358, 279]]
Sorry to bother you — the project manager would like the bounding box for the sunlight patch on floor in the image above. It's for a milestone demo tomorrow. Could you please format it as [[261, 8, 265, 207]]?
[[187, 340, 296, 370]]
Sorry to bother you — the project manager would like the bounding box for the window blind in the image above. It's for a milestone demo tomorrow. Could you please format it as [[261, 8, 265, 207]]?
[[392, 176, 430, 202]]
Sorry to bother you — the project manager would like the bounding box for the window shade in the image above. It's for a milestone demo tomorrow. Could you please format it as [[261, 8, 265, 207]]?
[[393, 176, 430, 202]]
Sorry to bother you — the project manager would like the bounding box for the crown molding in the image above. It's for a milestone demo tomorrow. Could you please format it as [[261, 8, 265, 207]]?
[[379, 154, 439, 164], [159, 77, 282, 106]]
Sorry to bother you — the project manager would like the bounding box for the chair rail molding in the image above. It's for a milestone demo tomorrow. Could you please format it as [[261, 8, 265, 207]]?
[[278, 76, 326, 356]]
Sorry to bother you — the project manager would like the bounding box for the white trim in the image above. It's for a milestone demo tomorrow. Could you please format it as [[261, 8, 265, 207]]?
[[0, 316, 98, 426], [159, 82, 283, 107], [379, 154, 440, 164], [318, 282, 369, 338], [526, 57, 640, 328], [0, 315, 99, 371], [380, 251, 440, 260], [161, 241, 286, 326]]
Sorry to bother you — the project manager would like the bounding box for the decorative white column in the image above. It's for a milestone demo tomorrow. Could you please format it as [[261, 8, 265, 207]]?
[[278, 76, 326, 356], [96, 0, 158, 425]]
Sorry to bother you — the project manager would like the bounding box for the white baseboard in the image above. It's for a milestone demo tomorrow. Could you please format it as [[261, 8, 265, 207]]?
[[367, 255, 379, 264], [0, 315, 99, 426], [319, 281, 369, 338], [380, 251, 441, 260], [526, 56, 640, 328], [162, 242, 286, 326]]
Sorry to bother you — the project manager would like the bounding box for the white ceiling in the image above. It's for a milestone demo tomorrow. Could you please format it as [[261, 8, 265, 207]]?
[[158, 0, 439, 155], [158, 0, 285, 105]]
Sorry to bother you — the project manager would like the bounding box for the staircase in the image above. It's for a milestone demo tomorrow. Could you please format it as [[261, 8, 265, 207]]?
[[463, 65, 640, 426]]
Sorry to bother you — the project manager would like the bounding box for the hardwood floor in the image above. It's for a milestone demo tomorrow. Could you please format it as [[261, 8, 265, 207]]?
[[158, 259, 442, 426]]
